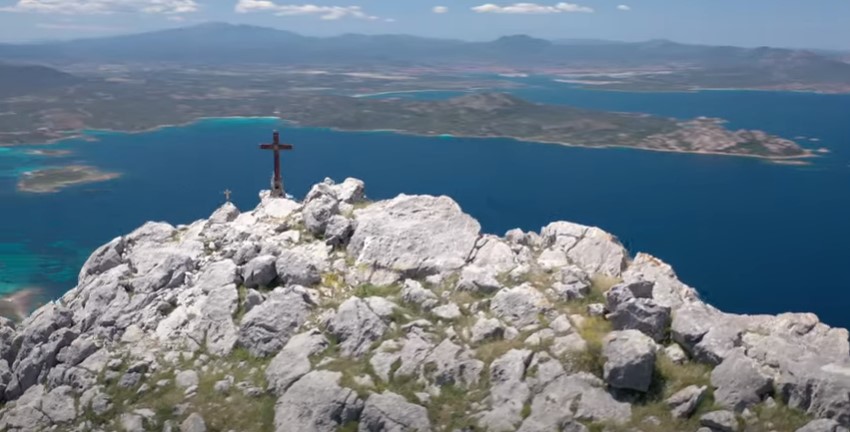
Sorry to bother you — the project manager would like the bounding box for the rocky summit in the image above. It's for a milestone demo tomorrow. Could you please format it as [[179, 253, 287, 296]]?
[[1, 178, 849, 432]]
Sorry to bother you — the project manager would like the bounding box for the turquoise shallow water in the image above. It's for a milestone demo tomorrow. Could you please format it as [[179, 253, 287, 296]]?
[[2, 83, 849, 327]]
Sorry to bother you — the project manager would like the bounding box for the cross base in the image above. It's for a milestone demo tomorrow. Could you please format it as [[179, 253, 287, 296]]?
[[270, 176, 284, 198]]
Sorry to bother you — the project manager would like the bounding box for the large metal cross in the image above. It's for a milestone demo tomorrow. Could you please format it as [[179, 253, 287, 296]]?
[[259, 130, 293, 198]]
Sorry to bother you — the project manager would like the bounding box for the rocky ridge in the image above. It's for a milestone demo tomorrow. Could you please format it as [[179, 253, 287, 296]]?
[[1, 177, 848, 432]]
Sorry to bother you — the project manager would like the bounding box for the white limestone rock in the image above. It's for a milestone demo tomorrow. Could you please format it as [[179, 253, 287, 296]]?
[[348, 194, 480, 277]]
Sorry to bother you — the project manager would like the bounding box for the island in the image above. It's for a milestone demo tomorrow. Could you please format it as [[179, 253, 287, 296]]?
[[17, 165, 121, 193], [25, 149, 73, 157], [277, 93, 809, 159]]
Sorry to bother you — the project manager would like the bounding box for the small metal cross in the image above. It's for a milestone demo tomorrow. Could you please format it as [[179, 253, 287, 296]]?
[[223, 189, 232, 202]]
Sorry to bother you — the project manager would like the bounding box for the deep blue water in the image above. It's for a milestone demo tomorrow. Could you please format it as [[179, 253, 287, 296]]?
[[2, 82, 849, 329]]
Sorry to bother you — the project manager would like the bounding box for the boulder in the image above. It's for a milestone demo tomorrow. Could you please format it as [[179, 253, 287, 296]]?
[[478, 349, 533, 431], [40, 385, 77, 423], [431, 303, 462, 321], [266, 330, 328, 395], [540, 222, 627, 277], [422, 339, 483, 388], [275, 249, 322, 287], [456, 265, 502, 294], [274, 371, 363, 432], [241, 255, 277, 289], [303, 194, 339, 236], [400, 280, 438, 310], [490, 285, 550, 328], [699, 410, 739, 432], [348, 195, 480, 277], [470, 236, 517, 274], [602, 330, 657, 392], [519, 372, 630, 429], [796, 419, 850, 432], [323, 215, 354, 247], [180, 413, 207, 432], [471, 317, 506, 344], [711, 350, 773, 411], [607, 298, 671, 342], [358, 391, 431, 432], [238, 286, 314, 357], [327, 297, 387, 358], [78, 236, 125, 282], [666, 385, 707, 419]]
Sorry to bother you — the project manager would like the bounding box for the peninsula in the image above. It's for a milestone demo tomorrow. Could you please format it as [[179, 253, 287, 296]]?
[[17, 165, 120, 193], [277, 93, 809, 159]]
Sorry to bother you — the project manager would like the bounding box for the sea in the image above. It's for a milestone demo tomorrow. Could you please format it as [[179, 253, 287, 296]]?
[[2, 79, 849, 329]]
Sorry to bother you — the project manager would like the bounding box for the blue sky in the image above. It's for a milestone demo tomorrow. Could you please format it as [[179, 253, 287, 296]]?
[[0, 0, 847, 50]]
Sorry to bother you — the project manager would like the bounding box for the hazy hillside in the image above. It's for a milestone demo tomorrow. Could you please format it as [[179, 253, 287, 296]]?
[[0, 63, 79, 97]]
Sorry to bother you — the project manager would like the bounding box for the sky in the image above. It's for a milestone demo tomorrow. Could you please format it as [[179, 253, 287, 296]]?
[[0, 0, 848, 50]]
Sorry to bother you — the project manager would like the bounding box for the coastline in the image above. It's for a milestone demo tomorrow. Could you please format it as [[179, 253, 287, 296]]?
[[280, 121, 816, 162], [3, 115, 814, 163]]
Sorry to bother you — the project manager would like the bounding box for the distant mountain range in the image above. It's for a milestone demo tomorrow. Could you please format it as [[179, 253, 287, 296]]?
[[0, 22, 846, 69], [1, 22, 849, 93]]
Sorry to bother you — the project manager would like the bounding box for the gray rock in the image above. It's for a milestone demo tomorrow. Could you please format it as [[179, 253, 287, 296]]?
[[422, 339, 483, 388], [520, 372, 630, 430], [324, 215, 354, 247], [369, 332, 433, 383], [348, 194, 480, 277], [276, 249, 322, 287], [243, 288, 265, 314], [478, 349, 533, 431], [41, 385, 77, 423], [274, 371, 363, 432], [118, 372, 142, 388], [431, 303, 462, 320], [470, 236, 517, 274], [181, 413, 207, 432], [796, 419, 850, 432], [700, 410, 739, 432], [607, 298, 671, 342], [456, 265, 502, 294], [711, 350, 773, 411], [214, 379, 232, 394], [238, 286, 314, 357], [208, 202, 239, 225], [266, 330, 328, 395], [241, 255, 277, 288], [666, 385, 707, 419], [327, 297, 387, 358], [303, 194, 339, 236], [491, 285, 550, 328], [471, 317, 506, 344], [78, 236, 125, 281], [540, 221, 627, 277], [358, 391, 431, 432], [602, 330, 657, 392], [120, 413, 145, 432], [400, 280, 438, 310], [175, 370, 199, 389]]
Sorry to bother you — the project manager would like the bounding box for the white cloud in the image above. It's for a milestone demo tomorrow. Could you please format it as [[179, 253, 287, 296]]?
[[471, 2, 593, 14], [432, 5, 448, 14], [0, 0, 198, 14], [235, 0, 380, 20], [617, 4, 630, 11]]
